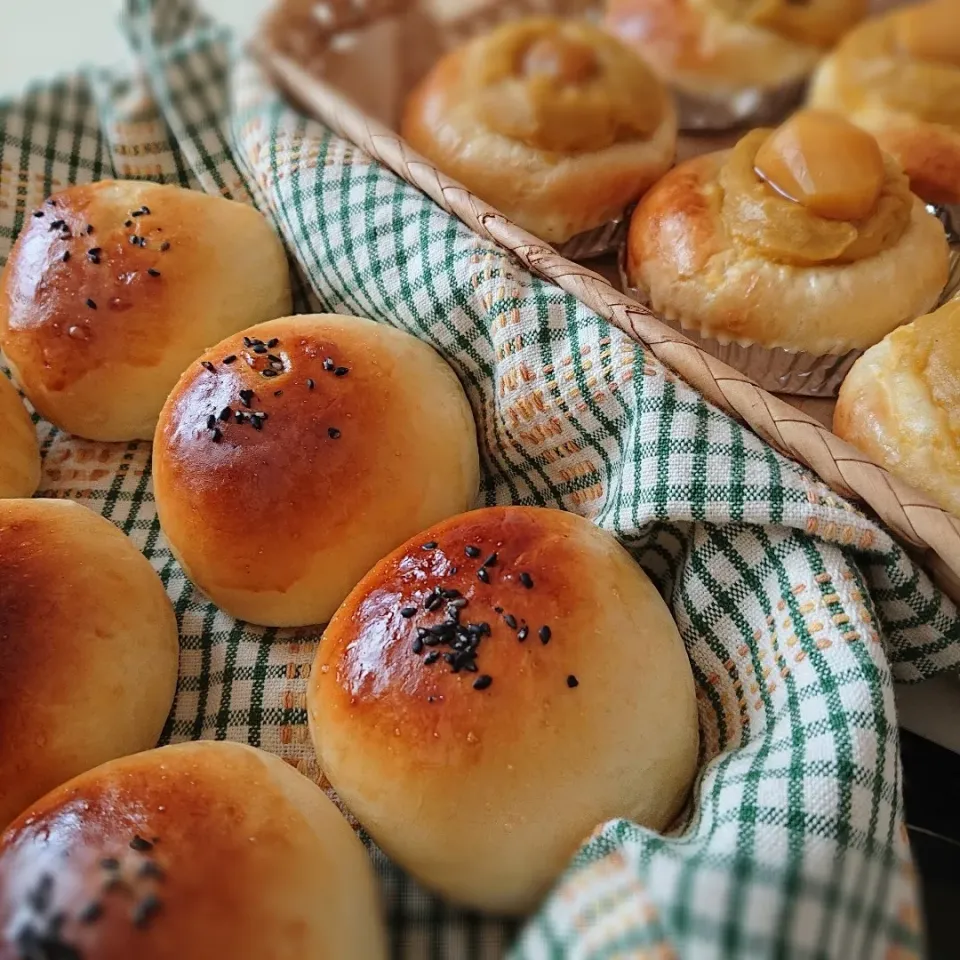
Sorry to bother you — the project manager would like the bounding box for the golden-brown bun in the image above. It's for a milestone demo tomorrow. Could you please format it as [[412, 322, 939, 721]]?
[[626, 149, 948, 355], [402, 17, 677, 244], [0, 499, 178, 829], [0, 375, 39, 498], [0, 181, 291, 441], [808, 1, 960, 205], [0, 741, 387, 960], [835, 299, 960, 518], [154, 314, 480, 627], [309, 506, 699, 914], [605, 0, 868, 96]]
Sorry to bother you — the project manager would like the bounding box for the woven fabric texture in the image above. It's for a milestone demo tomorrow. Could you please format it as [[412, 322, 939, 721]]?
[[0, 0, 958, 956]]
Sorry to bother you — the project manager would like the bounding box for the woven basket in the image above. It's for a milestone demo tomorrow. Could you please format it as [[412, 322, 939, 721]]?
[[256, 0, 960, 604]]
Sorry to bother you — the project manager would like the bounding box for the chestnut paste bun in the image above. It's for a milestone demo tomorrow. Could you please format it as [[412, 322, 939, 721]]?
[[309, 506, 700, 914], [0, 181, 291, 441], [0, 374, 39, 498], [0, 499, 178, 829], [154, 314, 480, 627], [0, 741, 387, 960]]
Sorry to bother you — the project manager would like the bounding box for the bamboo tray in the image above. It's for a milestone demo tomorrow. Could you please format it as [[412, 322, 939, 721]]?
[[256, 0, 960, 603]]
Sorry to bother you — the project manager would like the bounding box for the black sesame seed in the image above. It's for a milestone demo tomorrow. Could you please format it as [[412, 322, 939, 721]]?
[[274, 390, 283, 397], [306, 378, 315, 390], [252, 344, 268, 354], [141, 206, 151, 215], [440, 588, 462, 599], [421, 541, 437, 550], [517, 626, 529, 642], [132, 209, 145, 218], [125, 220, 133, 227], [450, 567, 458, 574], [334, 366, 349, 377], [147, 268, 161, 278], [323, 358, 335, 371], [483, 553, 498, 568], [86, 224, 94, 235], [33, 210, 44, 218], [400, 607, 417, 618], [519, 572, 534, 589], [326, 427, 341, 440], [218, 406, 231, 422], [139, 861, 165, 880], [87, 248, 101, 264], [464, 545, 480, 558], [78, 901, 103, 924], [473, 675, 493, 691], [234, 411, 245, 424], [262, 369, 279, 378], [567, 675, 579, 688], [222, 355, 237, 364], [201, 361, 215, 373], [239, 389, 254, 407], [62, 251, 70, 263], [99, 858, 120, 872], [424, 651, 440, 665], [504, 613, 517, 629], [27, 874, 54, 913], [206, 415, 217, 430], [477, 568, 490, 584], [412, 636, 424, 655], [448, 597, 468, 611], [129, 235, 139, 245], [85, 298, 97, 310], [160, 241, 170, 252], [132, 894, 162, 929], [211, 428, 223, 443], [48, 219, 65, 231], [250, 416, 263, 431], [424, 594, 442, 612], [267, 354, 281, 363], [539, 625, 551, 645], [267, 338, 279, 348]]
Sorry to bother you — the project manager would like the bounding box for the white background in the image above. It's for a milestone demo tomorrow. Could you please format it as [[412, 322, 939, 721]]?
[[0, 1, 270, 98]]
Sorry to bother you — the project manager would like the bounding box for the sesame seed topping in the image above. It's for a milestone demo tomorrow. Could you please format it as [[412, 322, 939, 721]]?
[[201, 361, 216, 373], [33, 210, 44, 218], [567, 675, 579, 688], [87, 248, 102, 264], [517, 626, 529, 642], [424, 651, 440, 665], [239, 389, 254, 407], [48, 219, 65, 231], [206, 415, 217, 430], [477, 568, 490, 584], [85, 298, 97, 310], [465, 545, 480, 558], [130, 235, 139, 245], [234, 411, 245, 424], [328, 427, 341, 439], [412, 637, 424, 654], [130, 835, 153, 852], [218, 406, 231, 422], [323, 358, 335, 371], [267, 338, 279, 348], [62, 251, 70, 263], [250, 416, 263, 431], [483, 553, 498, 567], [539, 625, 551, 645], [211, 428, 223, 444], [400, 607, 417, 618], [519, 572, 534, 589], [147, 268, 161, 278], [78, 901, 103, 924], [27, 874, 53, 912], [274, 390, 283, 397], [160, 241, 171, 252], [306, 378, 315, 390], [131, 209, 145, 217], [125, 220, 133, 227], [473, 675, 493, 691], [222, 355, 237, 364], [86, 224, 94, 235], [252, 344, 268, 354], [132, 894, 162, 929], [334, 366, 349, 377], [421, 542, 438, 550], [261, 369, 279, 378], [504, 613, 517, 629]]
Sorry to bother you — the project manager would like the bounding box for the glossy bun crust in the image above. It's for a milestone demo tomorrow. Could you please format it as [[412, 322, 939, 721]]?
[[0, 181, 291, 441], [0, 499, 178, 829], [0, 375, 39, 498], [309, 506, 699, 914], [154, 314, 480, 627], [605, 0, 868, 95], [834, 300, 960, 519], [0, 741, 387, 960], [402, 17, 677, 244], [808, 1, 960, 204], [626, 150, 948, 354]]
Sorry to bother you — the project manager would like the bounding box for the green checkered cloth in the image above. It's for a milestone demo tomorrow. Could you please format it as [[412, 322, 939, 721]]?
[[2, 1, 958, 955]]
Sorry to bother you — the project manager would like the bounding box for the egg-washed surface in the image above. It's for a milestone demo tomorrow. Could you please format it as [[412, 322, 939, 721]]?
[[0, 1, 957, 957]]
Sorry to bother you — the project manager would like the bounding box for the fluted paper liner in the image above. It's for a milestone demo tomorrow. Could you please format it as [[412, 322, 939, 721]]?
[[257, 5, 960, 604]]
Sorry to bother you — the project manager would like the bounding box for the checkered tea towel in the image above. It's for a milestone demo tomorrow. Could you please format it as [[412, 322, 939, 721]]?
[[2, 1, 959, 956]]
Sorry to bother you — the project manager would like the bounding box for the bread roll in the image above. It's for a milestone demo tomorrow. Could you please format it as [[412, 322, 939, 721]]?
[[0, 741, 387, 960], [154, 314, 480, 627], [834, 299, 960, 518], [0, 181, 291, 441], [0, 499, 178, 829], [308, 506, 699, 914], [0, 374, 39, 498], [402, 17, 677, 244]]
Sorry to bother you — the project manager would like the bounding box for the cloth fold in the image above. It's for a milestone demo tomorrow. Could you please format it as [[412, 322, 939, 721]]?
[[0, 0, 956, 955]]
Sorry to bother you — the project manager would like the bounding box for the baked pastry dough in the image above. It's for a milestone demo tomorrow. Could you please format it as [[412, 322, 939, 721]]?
[[625, 112, 949, 356], [808, 0, 960, 205], [402, 17, 677, 244], [834, 299, 960, 519], [605, 0, 867, 99]]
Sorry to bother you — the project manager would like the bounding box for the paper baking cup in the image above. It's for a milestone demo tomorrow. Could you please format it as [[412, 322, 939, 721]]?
[[617, 254, 860, 397], [555, 213, 630, 260], [673, 77, 807, 134]]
